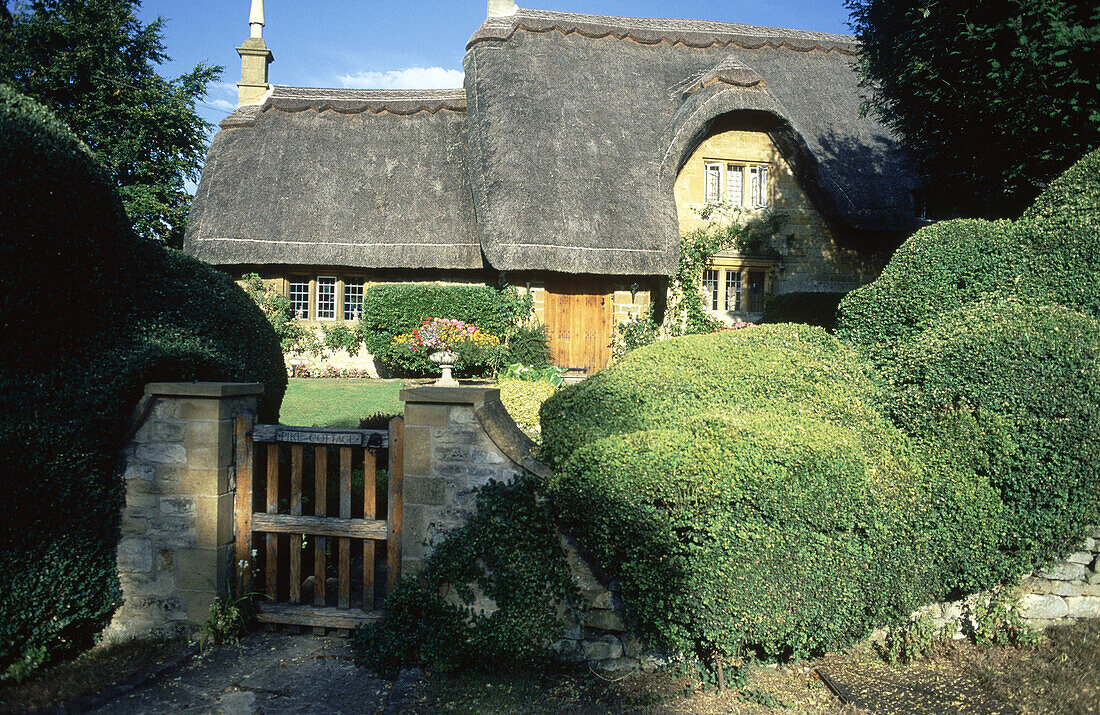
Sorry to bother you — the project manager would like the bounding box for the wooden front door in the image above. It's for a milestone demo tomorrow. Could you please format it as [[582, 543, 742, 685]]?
[[545, 277, 613, 375]]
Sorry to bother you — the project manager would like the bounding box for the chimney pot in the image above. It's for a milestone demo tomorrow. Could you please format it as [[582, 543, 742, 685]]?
[[487, 0, 518, 18]]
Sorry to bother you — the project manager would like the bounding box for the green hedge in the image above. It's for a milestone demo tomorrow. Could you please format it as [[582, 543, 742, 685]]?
[[545, 327, 1006, 660], [539, 325, 880, 469], [761, 291, 848, 331], [359, 284, 531, 376], [881, 300, 1100, 570], [1019, 148, 1100, 321], [835, 218, 1026, 361], [0, 85, 285, 678]]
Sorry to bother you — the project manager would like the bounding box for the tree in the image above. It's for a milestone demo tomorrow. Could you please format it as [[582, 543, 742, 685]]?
[[847, 0, 1100, 219], [0, 0, 221, 247]]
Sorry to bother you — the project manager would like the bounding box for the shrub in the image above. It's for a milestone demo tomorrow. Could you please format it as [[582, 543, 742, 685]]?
[[550, 407, 1000, 661], [881, 300, 1100, 570], [1019, 148, 1100, 321], [497, 378, 557, 436], [835, 218, 1026, 361], [503, 323, 552, 368], [352, 474, 578, 676], [611, 311, 660, 358], [359, 284, 531, 376], [0, 86, 285, 677], [539, 325, 879, 469], [762, 291, 848, 332]]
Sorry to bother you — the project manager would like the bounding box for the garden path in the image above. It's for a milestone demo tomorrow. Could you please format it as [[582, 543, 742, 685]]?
[[87, 632, 414, 715]]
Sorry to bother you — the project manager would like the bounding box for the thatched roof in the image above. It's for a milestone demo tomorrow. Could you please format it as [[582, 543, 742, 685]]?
[[185, 7, 917, 276], [184, 86, 482, 270], [466, 8, 916, 275]]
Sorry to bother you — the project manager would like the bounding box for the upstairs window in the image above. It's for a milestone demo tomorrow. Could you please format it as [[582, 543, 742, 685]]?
[[316, 276, 336, 320], [704, 162, 722, 203], [288, 277, 310, 320], [749, 166, 768, 208], [343, 279, 365, 321]]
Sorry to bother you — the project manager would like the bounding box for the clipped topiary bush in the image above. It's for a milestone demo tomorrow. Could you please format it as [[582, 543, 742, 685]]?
[[835, 218, 1026, 361], [539, 324, 879, 469], [881, 300, 1100, 570], [359, 284, 531, 376], [1019, 148, 1100, 321], [545, 327, 1007, 661], [0, 85, 285, 678], [761, 291, 848, 332]]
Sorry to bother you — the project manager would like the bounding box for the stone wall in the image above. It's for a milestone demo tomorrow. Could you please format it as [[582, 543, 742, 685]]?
[[104, 382, 262, 642], [921, 529, 1100, 635], [398, 385, 651, 671]]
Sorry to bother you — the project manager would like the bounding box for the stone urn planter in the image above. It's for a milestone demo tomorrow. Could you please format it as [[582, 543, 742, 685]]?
[[429, 350, 459, 387]]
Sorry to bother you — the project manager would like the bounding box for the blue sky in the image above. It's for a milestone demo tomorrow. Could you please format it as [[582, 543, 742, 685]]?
[[140, 1, 855, 127]]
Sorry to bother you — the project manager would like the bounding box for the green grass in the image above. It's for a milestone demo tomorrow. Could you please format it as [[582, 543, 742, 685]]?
[[278, 379, 405, 427]]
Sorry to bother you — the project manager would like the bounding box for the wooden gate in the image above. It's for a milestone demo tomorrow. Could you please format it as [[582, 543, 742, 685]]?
[[545, 277, 613, 375], [233, 416, 404, 630]]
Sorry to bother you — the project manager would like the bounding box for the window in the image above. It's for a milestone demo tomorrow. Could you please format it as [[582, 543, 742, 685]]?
[[702, 266, 769, 315], [726, 164, 744, 206], [701, 161, 769, 208], [343, 279, 364, 321], [702, 269, 720, 310], [704, 162, 722, 203], [725, 269, 742, 312], [316, 276, 336, 320], [750, 166, 768, 208], [288, 277, 309, 319]]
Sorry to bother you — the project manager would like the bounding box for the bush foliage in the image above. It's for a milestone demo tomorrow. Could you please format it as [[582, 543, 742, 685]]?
[[546, 327, 1005, 660], [881, 300, 1100, 569], [0, 85, 285, 678], [359, 284, 531, 376]]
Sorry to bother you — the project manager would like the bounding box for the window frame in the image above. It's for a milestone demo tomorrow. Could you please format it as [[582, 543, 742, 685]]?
[[700, 257, 774, 319], [700, 159, 771, 208], [343, 277, 365, 322], [288, 276, 310, 320], [315, 275, 337, 321]]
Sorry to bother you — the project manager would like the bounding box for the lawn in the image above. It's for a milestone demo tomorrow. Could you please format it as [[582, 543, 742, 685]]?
[[278, 379, 405, 428]]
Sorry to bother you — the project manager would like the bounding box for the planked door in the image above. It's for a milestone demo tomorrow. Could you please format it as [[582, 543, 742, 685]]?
[[544, 277, 614, 375]]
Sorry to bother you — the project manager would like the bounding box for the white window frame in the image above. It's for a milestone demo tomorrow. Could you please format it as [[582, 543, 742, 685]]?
[[749, 165, 768, 208], [704, 162, 722, 204], [316, 275, 337, 321], [343, 278, 365, 322], [701, 269, 720, 310], [288, 277, 310, 320], [726, 164, 744, 207]]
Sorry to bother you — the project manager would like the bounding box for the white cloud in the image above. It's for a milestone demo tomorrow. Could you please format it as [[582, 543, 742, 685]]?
[[206, 98, 236, 112], [338, 66, 464, 90]]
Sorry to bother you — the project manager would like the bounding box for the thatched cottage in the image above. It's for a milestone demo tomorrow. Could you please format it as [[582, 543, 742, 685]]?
[[184, 0, 918, 375]]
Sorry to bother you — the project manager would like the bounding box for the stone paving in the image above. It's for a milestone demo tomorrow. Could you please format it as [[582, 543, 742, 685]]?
[[90, 632, 392, 715]]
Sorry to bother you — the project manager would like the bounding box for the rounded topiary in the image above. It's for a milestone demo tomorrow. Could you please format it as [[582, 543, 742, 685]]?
[[539, 324, 879, 469], [0, 85, 286, 676], [1019, 148, 1100, 320], [835, 218, 1027, 361], [883, 300, 1100, 568], [550, 407, 1002, 660]]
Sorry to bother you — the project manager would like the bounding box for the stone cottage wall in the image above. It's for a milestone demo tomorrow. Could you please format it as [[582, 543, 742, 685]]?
[[103, 382, 262, 642]]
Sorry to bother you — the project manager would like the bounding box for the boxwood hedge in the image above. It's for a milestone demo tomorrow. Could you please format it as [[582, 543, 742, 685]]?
[[539, 325, 880, 469], [0, 86, 285, 677], [545, 327, 1006, 660], [881, 300, 1100, 570]]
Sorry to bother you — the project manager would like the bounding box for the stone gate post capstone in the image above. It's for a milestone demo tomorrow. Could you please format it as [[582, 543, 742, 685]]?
[[105, 382, 263, 641]]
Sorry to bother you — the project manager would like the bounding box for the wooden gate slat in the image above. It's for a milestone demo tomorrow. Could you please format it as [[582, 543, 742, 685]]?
[[265, 443, 279, 599], [363, 450, 376, 610], [314, 445, 327, 609], [233, 415, 254, 597], [289, 445, 303, 605], [254, 602, 382, 629], [338, 447, 352, 610], [387, 417, 404, 596]]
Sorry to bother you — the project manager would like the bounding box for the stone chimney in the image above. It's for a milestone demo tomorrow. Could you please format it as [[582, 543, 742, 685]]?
[[487, 0, 518, 18], [236, 0, 274, 107]]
